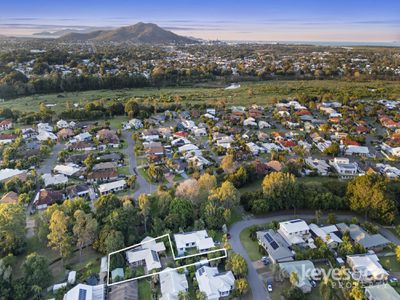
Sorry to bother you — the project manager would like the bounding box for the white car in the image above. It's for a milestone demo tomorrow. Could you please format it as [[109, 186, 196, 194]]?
[[267, 284, 272, 292]]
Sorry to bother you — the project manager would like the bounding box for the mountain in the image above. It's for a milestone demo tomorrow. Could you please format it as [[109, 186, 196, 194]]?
[[58, 22, 197, 44], [33, 27, 112, 38]]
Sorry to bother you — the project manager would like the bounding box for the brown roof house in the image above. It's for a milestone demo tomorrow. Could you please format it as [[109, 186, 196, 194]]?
[[87, 168, 118, 183], [0, 191, 19, 204], [57, 128, 75, 140], [96, 129, 120, 148], [33, 189, 64, 210]]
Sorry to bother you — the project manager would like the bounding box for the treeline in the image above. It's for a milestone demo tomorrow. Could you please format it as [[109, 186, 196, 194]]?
[[240, 172, 399, 224]]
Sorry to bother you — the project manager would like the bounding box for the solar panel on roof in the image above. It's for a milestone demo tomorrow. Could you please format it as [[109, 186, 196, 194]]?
[[151, 250, 160, 262], [78, 289, 87, 300], [265, 233, 274, 243], [270, 241, 279, 250], [198, 267, 205, 276]]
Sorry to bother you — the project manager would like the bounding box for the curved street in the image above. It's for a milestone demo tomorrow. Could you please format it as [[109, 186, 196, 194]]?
[[229, 211, 400, 300], [121, 130, 157, 198]]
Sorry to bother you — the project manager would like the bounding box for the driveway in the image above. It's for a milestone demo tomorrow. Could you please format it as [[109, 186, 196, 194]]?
[[229, 211, 400, 300], [121, 131, 157, 198]]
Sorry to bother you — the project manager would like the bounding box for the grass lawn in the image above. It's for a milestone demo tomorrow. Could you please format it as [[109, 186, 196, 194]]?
[[228, 208, 243, 225], [107, 115, 130, 130], [138, 279, 152, 300], [239, 178, 263, 194], [118, 166, 130, 175], [4, 80, 400, 113], [380, 255, 400, 272], [239, 227, 263, 261]]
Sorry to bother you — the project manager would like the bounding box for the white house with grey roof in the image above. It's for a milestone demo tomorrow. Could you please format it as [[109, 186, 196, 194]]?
[[347, 253, 389, 282], [336, 223, 390, 251], [309, 224, 342, 249], [278, 219, 314, 248], [126, 236, 166, 272], [257, 229, 294, 263], [365, 283, 400, 300], [160, 268, 188, 300], [63, 283, 105, 300], [174, 230, 215, 256], [195, 266, 235, 300], [279, 260, 315, 293]]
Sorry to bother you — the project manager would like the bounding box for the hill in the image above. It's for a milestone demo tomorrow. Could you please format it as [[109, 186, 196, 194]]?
[[58, 22, 197, 44]]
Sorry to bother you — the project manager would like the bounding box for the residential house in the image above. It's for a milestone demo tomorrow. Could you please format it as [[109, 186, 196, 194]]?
[[93, 161, 118, 171], [174, 230, 215, 256], [160, 268, 189, 300], [196, 266, 235, 300], [0, 168, 27, 182], [329, 158, 361, 179], [0, 133, 18, 144], [33, 189, 64, 210], [309, 224, 342, 249], [96, 129, 120, 148], [125, 236, 166, 272], [187, 155, 211, 170], [257, 229, 294, 263], [57, 128, 74, 140], [279, 260, 315, 293], [98, 180, 126, 195], [336, 223, 389, 251], [141, 129, 160, 142], [347, 254, 389, 282], [42, 173, 68, 187], [66, 184, 91, 199], [0, 119, 12, 131], [0, 191, 19, 204], [63, 283, 105, 300], [278, 219, 314, 248], [68, 141, 96, 151], [54, 163, 81, 177], [364, 283, 400, 300], [305, 157, 330, 176], [87, 168, 118, 183]]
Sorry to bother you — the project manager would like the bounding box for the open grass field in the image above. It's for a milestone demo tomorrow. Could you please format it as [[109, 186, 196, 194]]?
[[239, 226, 264, 261], [2, 80, 400, 113]]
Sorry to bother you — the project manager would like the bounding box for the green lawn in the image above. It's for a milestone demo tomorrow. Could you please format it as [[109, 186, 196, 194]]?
[[118, 166, 130, 175], [239, 227, 263, 261], [138, 279, 152, 300], [380, 255, 400, 272], [239, 178, 263, 194]]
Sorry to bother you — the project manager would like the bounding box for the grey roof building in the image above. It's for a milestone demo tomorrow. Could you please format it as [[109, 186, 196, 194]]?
[[257, 229, 294, 263], [336, 223, 390, 250]]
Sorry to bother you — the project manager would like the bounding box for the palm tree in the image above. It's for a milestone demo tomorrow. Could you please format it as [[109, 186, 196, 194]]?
[[290, 272, 299, 287]]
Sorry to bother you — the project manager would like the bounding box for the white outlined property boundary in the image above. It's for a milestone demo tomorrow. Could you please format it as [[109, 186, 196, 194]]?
[[107, 234, 227, 286]]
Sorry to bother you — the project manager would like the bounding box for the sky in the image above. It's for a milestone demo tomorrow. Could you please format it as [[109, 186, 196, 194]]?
[[0, 0, 399, 42]]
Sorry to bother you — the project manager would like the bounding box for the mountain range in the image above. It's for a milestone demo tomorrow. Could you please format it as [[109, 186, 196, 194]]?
[[57, 22, 198, 44]]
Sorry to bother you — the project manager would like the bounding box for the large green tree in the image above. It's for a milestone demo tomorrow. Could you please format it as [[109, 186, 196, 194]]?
[[347, 174, 397, 223], [0, 204, 26, 255]]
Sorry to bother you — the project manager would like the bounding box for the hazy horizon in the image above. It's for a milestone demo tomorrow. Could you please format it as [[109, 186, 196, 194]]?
[[1, 0, 399, 43]]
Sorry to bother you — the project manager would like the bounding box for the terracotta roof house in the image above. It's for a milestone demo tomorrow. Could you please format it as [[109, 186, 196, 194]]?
[[0, 191, 19, 204], [96, 129, 120, 146], [266, 160, 283, 172], [0, 119, 13, 131], [57, 128, 74, 140]]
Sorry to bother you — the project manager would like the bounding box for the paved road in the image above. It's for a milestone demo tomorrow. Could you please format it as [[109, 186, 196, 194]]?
[[121, 131, 157, 198], [229, 211, 400, 300], [37, 143, 65, 174]]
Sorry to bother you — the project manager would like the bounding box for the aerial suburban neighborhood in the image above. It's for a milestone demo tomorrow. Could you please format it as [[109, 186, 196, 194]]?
[[1, 1, 400, 300]]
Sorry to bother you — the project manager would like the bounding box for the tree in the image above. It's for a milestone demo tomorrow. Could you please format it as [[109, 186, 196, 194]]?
[[138, 194, 151, 233], [73, 210, 98, 260], [235, 278, 249, 298], [198, 173, 217, 199], [94, 194, 123, 224], [349, 282, 365, 300], [47, 210, 73, 260], [210, 180, 240, 208], [221, 154, 237, 174], [315, 210, 322, 224], [176, 179, 200, 205], [327, 213, 336, 224], [126, 175, 137, 188], [178, 290, 190, 300], [347, 174, 397, 223], [323, 143, 340, 156], [166, 198, 194, 231], [0, 203, 26, 255], [396, 246, 400, 263], [83, 153, 95, 171], [262, 172, 301, 212], [196, 291, 206, 300], [147, 164, 164, 182], [0, 258, 12, 299], [226, 253, 248, 278], [283, 286, 305, 300], [22, 252, 52, 289]]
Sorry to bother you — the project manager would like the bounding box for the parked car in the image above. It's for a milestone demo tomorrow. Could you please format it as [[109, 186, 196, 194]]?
[[267, 284, 273, 292], [310, 280, 317, 288]]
